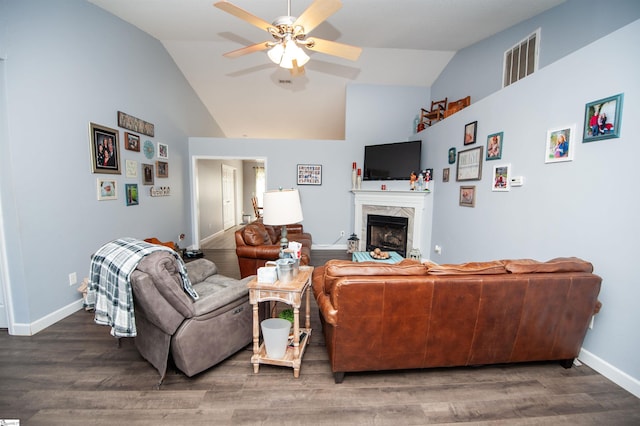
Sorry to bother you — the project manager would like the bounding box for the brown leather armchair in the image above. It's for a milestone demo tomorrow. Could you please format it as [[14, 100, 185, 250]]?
[[235, 221, 312, 278]]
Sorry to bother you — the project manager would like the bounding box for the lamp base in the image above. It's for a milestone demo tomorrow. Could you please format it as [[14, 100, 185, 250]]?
[[278, 227, 288, 257]]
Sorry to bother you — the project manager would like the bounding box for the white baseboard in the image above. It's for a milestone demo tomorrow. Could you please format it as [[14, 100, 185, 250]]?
[[200, 229, 224, 246], [312, 244, 348, 250], [10, 298, 84, 336], [579, 348, 640, 398]]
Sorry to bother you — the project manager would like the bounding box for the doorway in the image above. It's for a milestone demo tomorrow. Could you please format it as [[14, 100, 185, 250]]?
[[191, 156, 266, 249]]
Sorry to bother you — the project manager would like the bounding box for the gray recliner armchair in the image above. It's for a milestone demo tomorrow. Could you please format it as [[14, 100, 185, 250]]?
[[129, 251, 253, 384]]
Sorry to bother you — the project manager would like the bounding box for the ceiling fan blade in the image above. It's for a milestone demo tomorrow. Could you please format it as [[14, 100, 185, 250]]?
[[214, 1, 275, 32], [294, 0, 342, 34], [305, 38, 362, 61], [223, 42, 270, 59]]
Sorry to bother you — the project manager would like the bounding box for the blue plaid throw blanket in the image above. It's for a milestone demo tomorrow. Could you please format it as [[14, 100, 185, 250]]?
[[85, 237, 199, 337]]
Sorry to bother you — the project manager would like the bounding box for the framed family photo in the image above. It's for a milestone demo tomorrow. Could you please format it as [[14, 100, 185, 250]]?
[[142, 163, 154, 185], [156, 161, 169, 178], [97, 178, 117, 201], [464, 121, 477, 145], [297, 164, 322, 185], [492, 164, 511, 192], [545, 125, 575, 163], [459, 186, 476, 207], [90, 123, 120, 174], [486, 131, 503, 160], [158, 142, 169, 159], [124, 132, 140, 152], [583, 93, 623, 142]]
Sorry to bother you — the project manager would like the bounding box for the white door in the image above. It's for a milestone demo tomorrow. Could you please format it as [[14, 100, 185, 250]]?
[[222, 164, 236, 230]]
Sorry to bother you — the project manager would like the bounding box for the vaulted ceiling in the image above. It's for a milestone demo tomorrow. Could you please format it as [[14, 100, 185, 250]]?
[[88, 0, 565, 140]]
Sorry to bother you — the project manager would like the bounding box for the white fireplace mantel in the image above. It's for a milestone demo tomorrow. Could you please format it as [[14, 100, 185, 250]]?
[[353, 190, 433, 256]]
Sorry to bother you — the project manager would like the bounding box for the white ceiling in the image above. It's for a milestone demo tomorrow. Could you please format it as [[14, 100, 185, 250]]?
[[88, 0, 565, 140]]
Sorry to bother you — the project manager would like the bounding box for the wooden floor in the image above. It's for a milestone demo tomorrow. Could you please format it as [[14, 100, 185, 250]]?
[[1, 249, 639, 425]]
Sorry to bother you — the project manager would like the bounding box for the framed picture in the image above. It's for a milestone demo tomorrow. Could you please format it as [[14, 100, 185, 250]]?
[[545, 125, 575, 163], [464, 121, 477, 145], [583, 93, 623, 142], [97, 178, 117, 201], [456, 146, 483, 181], [443, 168, 450, 182], [142, 163, 154, 185], [459, 186, 476, 207], [124, 132, 140, 152], [125, 183, 139, 206], [486, 131, 503, 160], [492, 164, 511, 192], [117, 111, 155, 137], [448, 147, 456, 164], [125, 159, 138, 178], [90, 123, 121, 174], [297, 164, 322, 185], [156, 161, 169, 178], [158, 142, 169, 159]]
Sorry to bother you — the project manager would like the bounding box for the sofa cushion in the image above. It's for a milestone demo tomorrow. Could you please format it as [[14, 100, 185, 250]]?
[[242, 223, 271, 246], [423, 260, 507, 275], [264, 225, 278, 244], [185, 258, 218, 284], [325, 259, 428, 277], [503, 257, 594, 274]]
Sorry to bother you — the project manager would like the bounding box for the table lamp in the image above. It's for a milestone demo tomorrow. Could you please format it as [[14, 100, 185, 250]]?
[[263, 188, 304, 251]]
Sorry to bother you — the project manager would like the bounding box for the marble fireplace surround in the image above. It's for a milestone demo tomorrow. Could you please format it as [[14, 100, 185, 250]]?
[[353, 190, 431, 255]]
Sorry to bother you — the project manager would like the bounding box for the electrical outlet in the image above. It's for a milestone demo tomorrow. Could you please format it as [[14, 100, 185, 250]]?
[[340, 230, 345, 237], [68, 272, 77, 286], [434, 245, 442, 255]]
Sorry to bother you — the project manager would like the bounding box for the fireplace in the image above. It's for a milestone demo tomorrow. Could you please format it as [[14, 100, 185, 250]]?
[[366, 214, 409, 257], [353, 190, 433, 259]]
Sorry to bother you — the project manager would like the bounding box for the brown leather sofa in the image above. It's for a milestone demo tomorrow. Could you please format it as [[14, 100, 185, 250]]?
[[235, 220, 312, 278], [312, 257, 602, 383]]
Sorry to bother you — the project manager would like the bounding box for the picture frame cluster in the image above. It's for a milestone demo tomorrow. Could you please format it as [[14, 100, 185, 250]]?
[[90, 111, 171, 204], [444, 93, 623, 207]]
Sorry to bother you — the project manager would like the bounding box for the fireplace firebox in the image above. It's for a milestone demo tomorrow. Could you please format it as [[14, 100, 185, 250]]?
[[366, 214, 409, 257]]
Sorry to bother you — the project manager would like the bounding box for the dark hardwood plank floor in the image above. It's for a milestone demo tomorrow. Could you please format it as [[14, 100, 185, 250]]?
[[1, 249, 638, 425]]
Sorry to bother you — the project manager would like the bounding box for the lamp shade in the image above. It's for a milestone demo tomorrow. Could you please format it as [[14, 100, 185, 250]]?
[[262, 189, 303, 226]]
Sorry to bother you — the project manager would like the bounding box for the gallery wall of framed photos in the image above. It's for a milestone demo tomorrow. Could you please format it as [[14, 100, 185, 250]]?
[[439, 93, 623, 208], [90, 111, 173, 204]]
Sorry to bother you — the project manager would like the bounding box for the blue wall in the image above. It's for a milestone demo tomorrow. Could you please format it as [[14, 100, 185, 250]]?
[[431, 0, 640, 107], [0, 0, 221, 332], [424, 20, 640, 397]]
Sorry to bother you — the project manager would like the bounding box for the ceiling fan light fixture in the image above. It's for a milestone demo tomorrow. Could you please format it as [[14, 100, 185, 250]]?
[[268, 40, 309, 69], [267, 42, 285, 65], [281, 40, 309, 69]]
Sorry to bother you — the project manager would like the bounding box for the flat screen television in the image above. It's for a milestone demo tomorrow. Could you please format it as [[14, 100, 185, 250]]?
[[363, 140, 422, 181]]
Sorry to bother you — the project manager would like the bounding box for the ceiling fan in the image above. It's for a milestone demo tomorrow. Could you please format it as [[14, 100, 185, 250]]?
[[214, 0, 362, 76]]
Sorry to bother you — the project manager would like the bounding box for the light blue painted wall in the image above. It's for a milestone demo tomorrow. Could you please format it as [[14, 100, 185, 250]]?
[[189, 84, 430, 247], [423, 20, 640, 390], [0, 0, 221, 328], [432, 0, 640, 106]]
